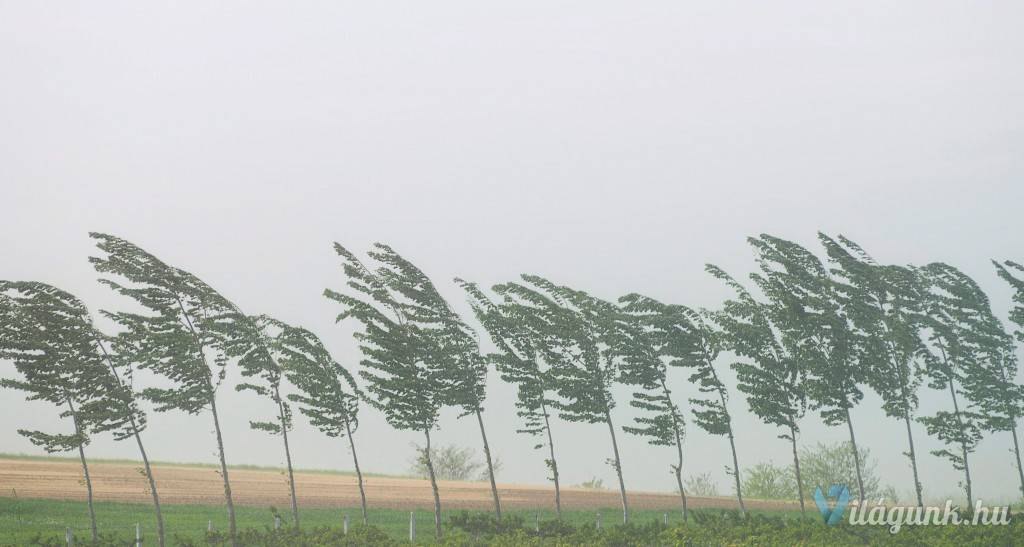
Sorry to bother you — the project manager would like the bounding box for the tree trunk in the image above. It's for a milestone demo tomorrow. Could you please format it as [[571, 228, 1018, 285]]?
[[1010, 421, 1024, 500], [132, 429, 165, 547], [541, 403, 562, 519], [423, 429, 442, 539], [209, 397, 238, 546], [901, 412, 924, 507], [474, 409, 502, 520], [95, 339, 166, 547], [603, 409, 629, 524], [344, 418, 368, 525], [276, 393, 300, 529], [68, 401, 97, 542], [789, 425, 805, 516], [947, 381, 973, 507], [725, 426, 746, 517], [844, 408, 866, 505], [662, 380, 687, 522]]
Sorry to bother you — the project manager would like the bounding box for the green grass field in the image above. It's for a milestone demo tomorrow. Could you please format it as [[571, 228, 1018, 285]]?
[[0, 496, 812, 545]]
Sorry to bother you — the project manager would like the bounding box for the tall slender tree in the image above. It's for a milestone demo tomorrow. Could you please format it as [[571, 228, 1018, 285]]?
[[458, 279, 563, 518], [90, 232, 242, 545], [325, 243, 449, 539], [706, 266, 808, 515], [0, 283, 115, 542], [986, 260, 1024, 498], [504, 275, 630, 523], [917, 262, 1004, 507], [819, 234, 927, 507], [615, 293, 692, 521], [272, 321, 368, 524], [748, 234, 869, 504], [216, 313, 300, 528]]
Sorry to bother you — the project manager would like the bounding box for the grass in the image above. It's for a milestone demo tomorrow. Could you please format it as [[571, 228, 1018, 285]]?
[[0, 452, 407, 479], [0, 496, 810, 545]]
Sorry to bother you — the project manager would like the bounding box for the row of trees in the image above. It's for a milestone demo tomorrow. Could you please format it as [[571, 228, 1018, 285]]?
[[2, 232, 1023, 545]]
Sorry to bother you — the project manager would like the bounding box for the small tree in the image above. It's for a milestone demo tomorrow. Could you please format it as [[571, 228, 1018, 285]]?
[[706, 265, 808, 515], [917, 263, 993, 507], [326, 243, 448, 538], [742, 462, 797, 500], [273, 322, 367, 524], [747, 234, 870, 504], [90, 233, 243, 545], [819, 234, 927, 507], [0, 282, 114, 542], [459, 279, 563, 517], [615, 293, 691, 521]]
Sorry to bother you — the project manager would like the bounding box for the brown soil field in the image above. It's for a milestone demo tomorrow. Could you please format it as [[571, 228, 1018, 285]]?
[[0, 458, 797, 512]]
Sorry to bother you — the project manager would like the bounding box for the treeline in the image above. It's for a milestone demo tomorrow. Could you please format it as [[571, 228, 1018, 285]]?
[[1, 232, 1023, 546]]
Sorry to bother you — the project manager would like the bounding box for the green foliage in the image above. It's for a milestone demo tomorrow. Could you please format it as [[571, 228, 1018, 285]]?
[[578, 477, 606, 490], [798, 441, 881, 502], [408, 444, 499, 481], [684, 472, 719, 497], [742, 462, 798, 500]]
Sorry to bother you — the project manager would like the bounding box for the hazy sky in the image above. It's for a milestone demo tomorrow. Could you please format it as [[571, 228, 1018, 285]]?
[[2, 2, 1023, 504]]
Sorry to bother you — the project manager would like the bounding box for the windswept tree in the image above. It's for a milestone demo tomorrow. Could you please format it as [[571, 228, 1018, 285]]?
[[500, 275, 631, 524], [325, 243, 455, 538], [748, 234, 870, 504], [0, 283, 115, 542], [3, 282, 168, 546], [273, 322, 367, 524], [986, 260, 1024, 498], [917, 263, 991, 507], [615, 293, 692, 520], [819, 234, 927, 507], [458, 279, 564, 518], [90, 232, 243, 545], [217, 313, 300, 529], [706, 266, 808, 515]]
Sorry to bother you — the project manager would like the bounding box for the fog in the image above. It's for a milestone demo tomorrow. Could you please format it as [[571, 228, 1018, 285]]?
[[2, 2, 1023, 503]]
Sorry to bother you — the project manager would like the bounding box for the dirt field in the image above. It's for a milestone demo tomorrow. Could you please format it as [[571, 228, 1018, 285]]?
[[0, 458, 796, 512]]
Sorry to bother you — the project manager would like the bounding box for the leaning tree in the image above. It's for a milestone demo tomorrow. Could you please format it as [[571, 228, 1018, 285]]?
[[505, 275, 631, 524], [458, 279, 564, 518], [706, 265, 808, 515], [916, 262, 992, 507], [985, 260, 1024, 498], [615, 293, 693, 521], [273, 321, 368, 524], [819, 234, 927, 507], [90, 232, 243, 545], [748, 234, 870, 504], [0, 282, 123, 543], [326, 243, 452, 539]]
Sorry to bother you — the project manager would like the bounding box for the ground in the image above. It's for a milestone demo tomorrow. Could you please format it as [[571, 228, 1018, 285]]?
[[0, 456, 797, 512]]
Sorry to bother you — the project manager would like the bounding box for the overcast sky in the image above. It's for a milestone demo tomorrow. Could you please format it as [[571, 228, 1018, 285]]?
[[2, 2, 1023, 504]]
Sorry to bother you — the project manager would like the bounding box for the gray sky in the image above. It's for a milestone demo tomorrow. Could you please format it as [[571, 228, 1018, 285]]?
[[2, 2, 1023, 503]]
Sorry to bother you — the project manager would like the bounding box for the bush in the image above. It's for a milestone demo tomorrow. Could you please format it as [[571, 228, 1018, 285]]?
[[684, 472, 719, 496], [742, 462, 798, 500], [409, 444, 502, 482]]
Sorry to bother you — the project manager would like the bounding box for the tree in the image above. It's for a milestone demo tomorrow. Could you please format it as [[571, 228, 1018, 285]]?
[[819, 234, 927, 507], [273, 321, 368, 524], [742, 462, 797, 500], [797, 441, 885, 503], [458, 279, 563, 518], [90, 233, 243, 545], [615, 293, 691, 521], [747, 234, 870, 504], [502, 275, 631, 523], [0, 282, 114, 542], [706, 265, 808, 515], [218, 313, 300, 529], [917, 263, 994, 507], [325, 243, 452, 538], [985, 260, 1024, 499]]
